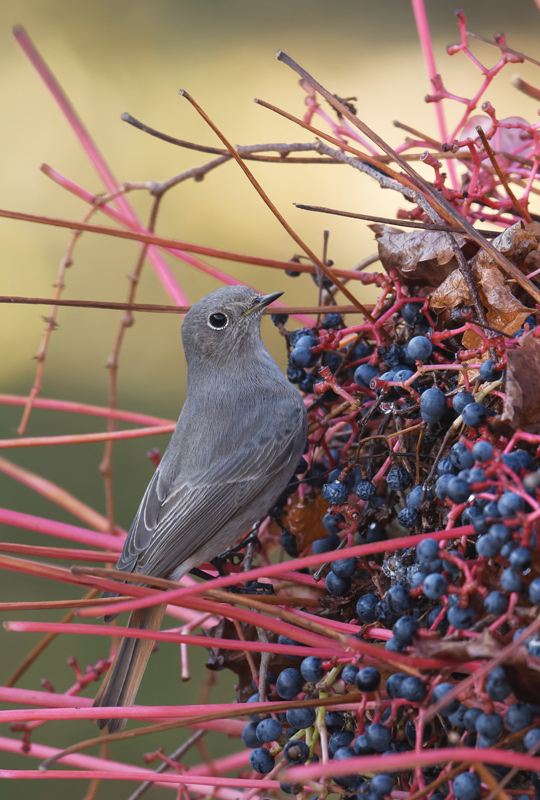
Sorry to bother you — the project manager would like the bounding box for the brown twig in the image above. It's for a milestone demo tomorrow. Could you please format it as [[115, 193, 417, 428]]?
[[476, 125, 533, 223]]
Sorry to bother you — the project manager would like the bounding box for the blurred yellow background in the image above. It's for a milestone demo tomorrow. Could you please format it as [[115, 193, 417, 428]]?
[[1, 0, 540, 796]]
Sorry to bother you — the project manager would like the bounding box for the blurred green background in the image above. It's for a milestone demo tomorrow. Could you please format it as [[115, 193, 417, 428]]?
[[1, 0, 540, 797]]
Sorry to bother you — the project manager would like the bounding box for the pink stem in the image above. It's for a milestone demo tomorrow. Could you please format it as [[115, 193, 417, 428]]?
[[0, 508, 121, 550], [0, 394, 173, 425], [0, 424, 175, 450]]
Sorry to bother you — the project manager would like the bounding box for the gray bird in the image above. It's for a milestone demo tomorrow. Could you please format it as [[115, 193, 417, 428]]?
[[93, 285, 307, 732]]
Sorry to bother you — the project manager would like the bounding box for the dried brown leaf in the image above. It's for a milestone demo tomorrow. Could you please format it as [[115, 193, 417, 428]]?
[[370, 224, 465, 287], [410, 628, 501, 662], [496, 331, 540, 433]]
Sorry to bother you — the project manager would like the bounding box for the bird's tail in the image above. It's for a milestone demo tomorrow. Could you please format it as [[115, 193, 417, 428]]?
[[93, 602, 166, 733]]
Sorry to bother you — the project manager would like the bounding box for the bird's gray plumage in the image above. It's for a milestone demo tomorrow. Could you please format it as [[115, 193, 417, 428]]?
[[95, 286, 307, 731]]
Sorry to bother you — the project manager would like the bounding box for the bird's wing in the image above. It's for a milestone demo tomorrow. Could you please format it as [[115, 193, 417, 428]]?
[[115, 401, 306, 578]]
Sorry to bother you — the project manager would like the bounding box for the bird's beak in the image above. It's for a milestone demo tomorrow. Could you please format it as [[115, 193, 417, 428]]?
[[241, 291, 284, 317]]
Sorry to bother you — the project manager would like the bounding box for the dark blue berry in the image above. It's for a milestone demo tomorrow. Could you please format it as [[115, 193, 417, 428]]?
[[365, 723, 391, 752], [401, 302, 424, 324], [276, 668, 303, 700], [321, 312, 342, 329], [300, 657, 324, 683], [325, 711, 345, 733], [289, 328, 314, 347], [249, 747, 275, 774], [446, 477, 471, 504], [447, 605, 477, 629], [479, 359, 500, 382], [356, 594, 379, 623], [287, 365, 304, 383], [489, 522, 510, 545], [353, 733, 375, 754], [242, 721, 261, 748], [448, 704, 468, 729], [341, 664, 359, 685], [256, 717, 282, 743], [462, 402, 487, 428], [386, 465, 412, 491], [452, 392, 475, 415], [420, 387, 447, 423], [400, 676, 427, 702], [450, 442, 474, 470], [505, 703, 532, 732], [509, 546, 532, 571], [283, 739, 310, 764], [328, 730, 354, 756], [385, 636, 404, 652], [475, 711, 503, 742], [325, 571, 350, 596], [431, 682, 459, 716], [385, 672, 407, 698], [355, 666, 381, 692], [503, 449, 535, 472], [397, 507, 420, 528], [484, 591, 508, 615], [406, 335, 433, 362], [356, 479, 376, 500], [370, 773, 393, 796], [463, 707, 482, 731], [313, 533, 340, 554], [354, 363, 379, 387], [453, 772, 481, 800], [529, 576, 540, 604], [524, 728, 540, 750], [386, 585, 411, 614], [437, 456, 455, 475], [472, 440, 493, 463], [497, 492, 525, 517], [485, 665, 511, 701], [322, 512, 344, 535], [500, 567, 525, 594], [476, 533, 500, 558], [279, 781, 303, 795], [417, 538, 440, 560], [407, 484, 432, 509], [286, 706, 316, 729], [423, 573, 447, 599], [321, 480, 349, 505], [392, 616, 419, 645], [290, 346, 315, 368], [281, 529, 298, 557], [332, 557, 357, 578]]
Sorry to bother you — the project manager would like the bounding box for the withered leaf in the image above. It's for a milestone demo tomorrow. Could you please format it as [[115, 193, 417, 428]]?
[[281, 492, 329, 550], [371, 224, 466, 287], [410, 628, 501, 662], [496, 331, 540, 433]]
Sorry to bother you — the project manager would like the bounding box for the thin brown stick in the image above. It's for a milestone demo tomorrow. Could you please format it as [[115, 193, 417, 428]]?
[[476, 125, 532, 223], [179, 90, 375, 321], [275, 51, 540, 305], [512, 75, 540, 101], [5, 588, 99, 687], [467, 30, 540, 69]]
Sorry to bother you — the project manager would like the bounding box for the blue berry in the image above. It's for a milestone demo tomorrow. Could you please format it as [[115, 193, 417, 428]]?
[[453, 772, 481, 800], [286, 706, 316, 729], [313, 532, 340, 554], [437, 456, 455, 475], [290, 346, 314, 368], [281, 529, 298, 556], [328, 731, 354, 756], [356, 479, 376, 500], [423, 573, 447, 599], [276, 668, 303, 700], [332, 746, 360, 788], [485, 665, 511, 701], [475, 533, 500, 558], [363, 521, 387, 543], [370, 774, 393, 796], [450, 442, 474, 470], [401, 676, 427, 702], [392, 616, 419, 645], [354, 363, 379, 387], [356, 594, 379, 623], [500, 567, 525, 594], [431, 682, 459, 716], [279, 781, 302, 795], [503, 449, 535, 472], [300, 657, 324, 683], [417, 538, 440, 560], [434, 474, 454, 500], [420, 387, 447, 423], [365, 723, 391, 752], [355, 666, 381, 692], [350, 339, 372, 361], [524, 728, 540, 750], [407, 335, 433, 362], [249, 747, 275, 774], [397, 507, 420, 528], [483, 499, 501, 519], [386, 585, 411, 614], [497, 492, 525, 517], [386, 465, 412, 491], [447, 605, 477, 629], [332, 557, 357, 578], [385, 672, 408, 698], [452, 392, 475, 415], [325, 571, 350, 596], [489, 523, 510, 545], [448, 704, 468, 729], [341, 665, 359, 685], [509, 546, 532, 571], [353, 733, 374, 754], [464, 707, 482, 731], [385, 636, 404, 653], [278, 634, 302, 660], [505, 703, 532, 732], [283, 739, 310, 764], [475, 711, 503, 742], [321, 480, 349, 505], [484, 591, 508, 615], [322, 512, 344, 535], [256, 717, 282, 743], [242, 721, 261, 748], [325, 711, 345, 732], [446, 477, 471, 504], [402, 302, 424, 324], [286, 365, 304, 383], [529, 576, 540, 604], [407, 484, 432, 508], [500, 540, 518, 559], [462, 402, 487, 428], [479, 359, 500, 381], [472, 440, 493, 463], [321, 312, 342, 329]]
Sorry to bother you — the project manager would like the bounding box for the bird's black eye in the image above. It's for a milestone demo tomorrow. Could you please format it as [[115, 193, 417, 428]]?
[[207, 312, 229, 330]]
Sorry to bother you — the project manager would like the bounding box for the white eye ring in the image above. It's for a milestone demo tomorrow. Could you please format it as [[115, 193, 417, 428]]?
[[207, 311, 230, 331]]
